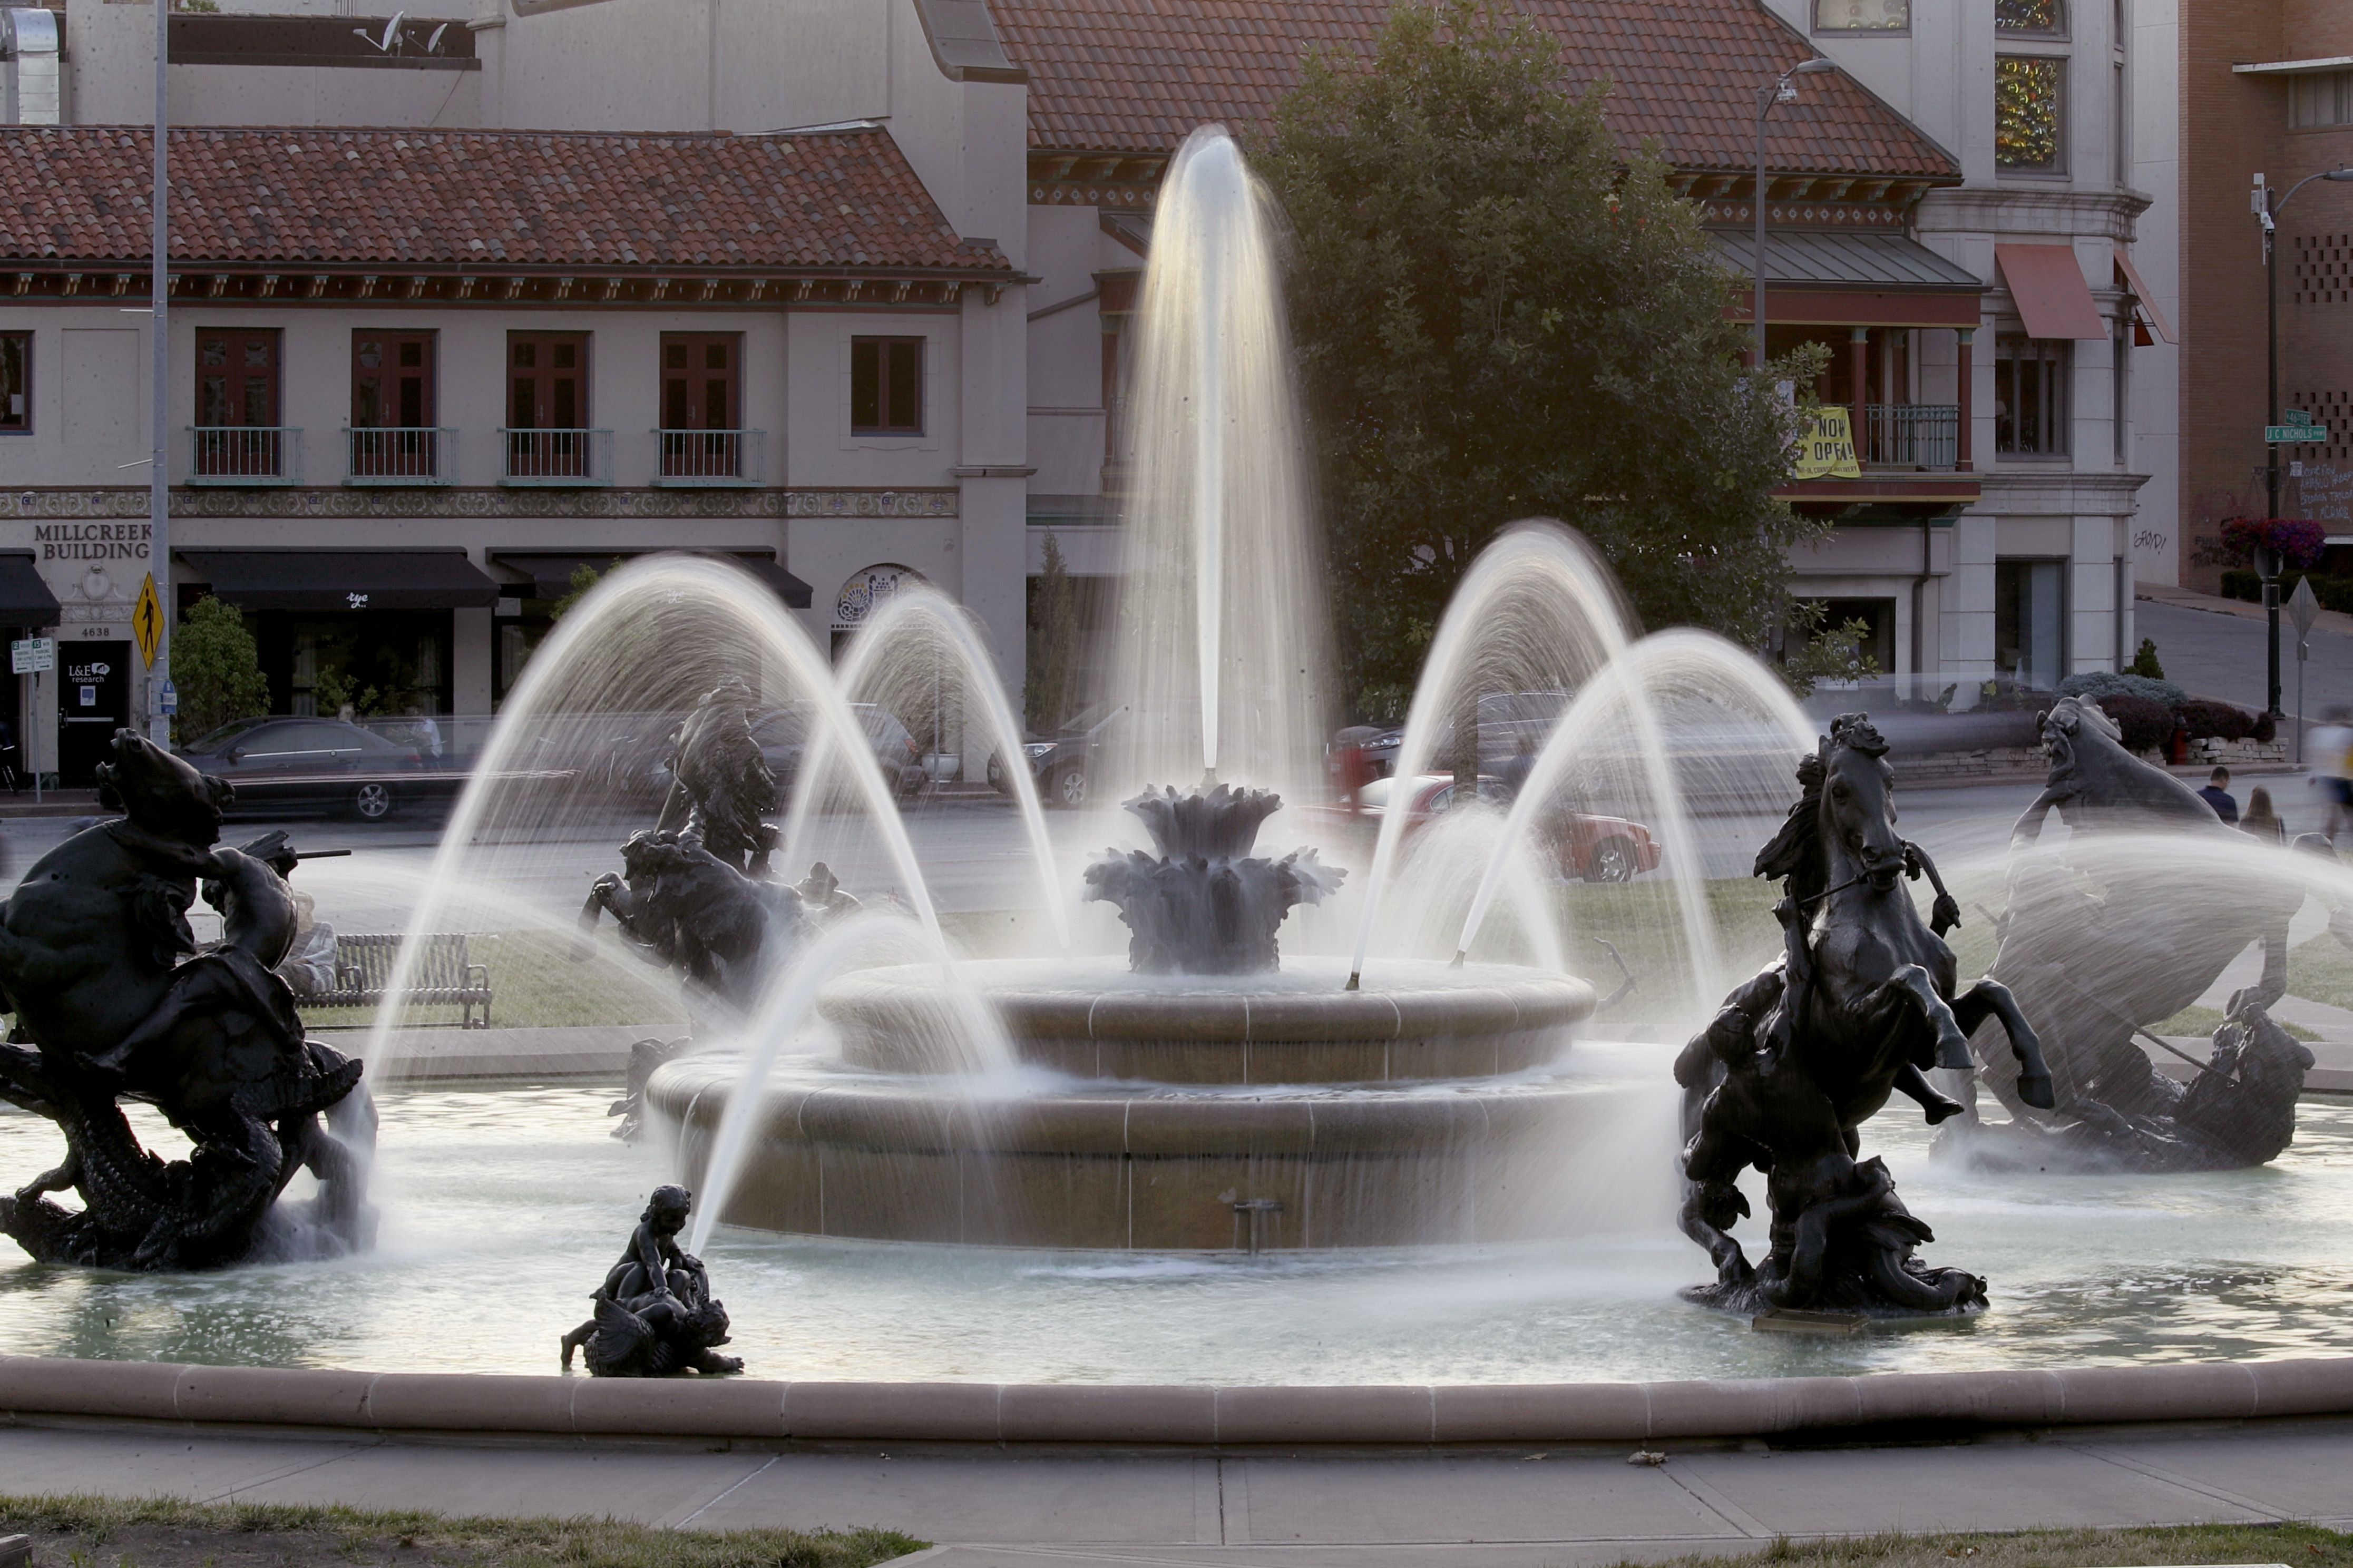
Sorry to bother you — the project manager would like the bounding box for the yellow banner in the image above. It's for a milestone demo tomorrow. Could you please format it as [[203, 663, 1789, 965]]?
[[1794, 406, 1862, 480]]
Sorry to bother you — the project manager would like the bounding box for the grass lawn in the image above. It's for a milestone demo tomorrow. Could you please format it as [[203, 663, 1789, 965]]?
[[1652, 1522, 2349, 1568], [300, 928, 687, 1032], [0, 1495, 921, 1568]]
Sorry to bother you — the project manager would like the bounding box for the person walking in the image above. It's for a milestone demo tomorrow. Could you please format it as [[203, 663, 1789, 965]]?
[[2312, 705, 2353, 843], [2198, 766, 2239, 825], [2243, 786, 2286, 845]]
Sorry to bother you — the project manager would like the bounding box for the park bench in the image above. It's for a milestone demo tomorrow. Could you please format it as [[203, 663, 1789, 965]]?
[[314, 933, 494, 1028]]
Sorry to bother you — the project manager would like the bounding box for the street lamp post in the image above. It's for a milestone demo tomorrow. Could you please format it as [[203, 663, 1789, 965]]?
[[1753, 57, 1838, 370], [2256, 164, 2353, 719], [149, 0, 170, 743]]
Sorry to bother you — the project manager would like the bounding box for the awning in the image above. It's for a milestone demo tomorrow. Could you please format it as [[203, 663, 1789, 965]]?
[[177, 548, 501, 611], [1994, 243, 2107, 339], [2113, 245, 2176, 345], [1710, 229, 1985, 290], [489, 551, 813, 609], [0, 552, 62, 625]]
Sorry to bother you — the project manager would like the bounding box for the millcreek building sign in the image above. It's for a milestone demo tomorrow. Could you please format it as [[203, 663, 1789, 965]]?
[[34, 523, 153, 562]]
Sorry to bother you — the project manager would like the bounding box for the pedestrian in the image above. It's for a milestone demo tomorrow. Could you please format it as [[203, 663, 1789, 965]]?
[[405, 704, 443, 759], [2198, 766, 2239, 825], [2312, 705, 2353, 843], [2242, 786, 2286, 845]]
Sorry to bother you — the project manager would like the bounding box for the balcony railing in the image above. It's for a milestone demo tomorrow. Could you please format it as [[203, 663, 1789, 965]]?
[[345, 426, 457, 485], [652, 427, 764, 486], [1860, 404, 1960, 471], [188, 425, 301, 485], [498, 427, 612, 486]]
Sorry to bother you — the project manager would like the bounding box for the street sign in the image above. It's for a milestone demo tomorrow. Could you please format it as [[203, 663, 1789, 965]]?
[[2267, 425, 2328, 443], [161, 680, 177, 716], [2287, 408, 2312, 424], [133, 573, 163, 668], [10, 636, 53, 675], [2291, 573, 2322, 645]]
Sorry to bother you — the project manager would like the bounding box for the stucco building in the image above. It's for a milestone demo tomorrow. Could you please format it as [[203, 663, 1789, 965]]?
[[0, 0, 2180, 780]]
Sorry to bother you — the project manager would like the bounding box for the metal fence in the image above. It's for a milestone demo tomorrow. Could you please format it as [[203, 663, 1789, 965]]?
[[499, 427, 612, 485], [345, 426, 456, 484], [189, 425, 301, 484], [1860, 404, 1960, 471], [654, 427, 763, 485]]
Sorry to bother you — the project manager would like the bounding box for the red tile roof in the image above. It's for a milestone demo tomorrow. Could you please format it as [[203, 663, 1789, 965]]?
[[0, 125, 1014, 271], [990, 0, 1959, 180]]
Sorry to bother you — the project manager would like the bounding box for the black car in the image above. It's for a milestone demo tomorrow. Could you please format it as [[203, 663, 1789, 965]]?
[[988, 702, 1125, 809], [747, 703, 929, 801], [178, 716, 446, 821]]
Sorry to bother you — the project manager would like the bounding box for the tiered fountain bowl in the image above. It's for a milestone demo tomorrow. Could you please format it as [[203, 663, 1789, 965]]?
[[647, 956, 1602, 1251]]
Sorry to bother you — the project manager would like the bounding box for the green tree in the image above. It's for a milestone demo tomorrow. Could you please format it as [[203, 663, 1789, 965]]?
[[1026, 532, 1078, 733], [1256, 0, 1828, 712], [1778, 601, 1882, 699], [551, 561, 603, 621], [172, 596, 269, 743]]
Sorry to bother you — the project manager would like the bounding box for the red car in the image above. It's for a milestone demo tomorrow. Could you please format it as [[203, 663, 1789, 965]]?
[[1307, 773, 1662, 883]]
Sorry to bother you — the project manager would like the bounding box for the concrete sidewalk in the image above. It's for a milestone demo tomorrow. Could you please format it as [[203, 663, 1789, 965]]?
[[3, 1416, 2349, 1567]]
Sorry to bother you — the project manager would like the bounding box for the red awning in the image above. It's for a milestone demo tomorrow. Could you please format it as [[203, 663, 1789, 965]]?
[[1994, 243, 2106, 339], [2113, 245, 2177, 344]]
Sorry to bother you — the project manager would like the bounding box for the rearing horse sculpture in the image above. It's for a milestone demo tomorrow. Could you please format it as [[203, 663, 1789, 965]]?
[[1675, 714, 2057, 1315]]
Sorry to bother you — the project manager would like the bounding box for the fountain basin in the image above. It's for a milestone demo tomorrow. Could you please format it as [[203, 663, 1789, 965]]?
[[648, 1059, 1634, 1251], [823, 957, 1595, 1083]]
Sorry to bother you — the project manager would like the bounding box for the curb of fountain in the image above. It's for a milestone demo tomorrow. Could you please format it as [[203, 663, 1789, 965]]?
[[5, 1356, 2351, 1448]]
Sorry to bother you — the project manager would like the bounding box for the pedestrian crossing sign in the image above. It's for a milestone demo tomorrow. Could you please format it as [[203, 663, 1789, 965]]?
[[134, 573, 163, 669]]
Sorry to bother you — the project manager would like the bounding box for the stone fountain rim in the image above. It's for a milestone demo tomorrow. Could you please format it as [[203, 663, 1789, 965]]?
[[821, 958, 1596, 1043], [0, 1351, 2343, 1446]]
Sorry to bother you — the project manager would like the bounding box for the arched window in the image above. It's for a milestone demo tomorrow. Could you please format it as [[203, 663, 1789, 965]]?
[[1813, 0, 1907, 31]]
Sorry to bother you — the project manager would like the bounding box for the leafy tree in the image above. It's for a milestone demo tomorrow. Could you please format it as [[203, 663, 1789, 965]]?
[[2127, 636, 2165, 680], [1778, 601, 1881, 699], [172, 596, 269, 743], [1026, 533, 1078, 733], [1256, 0, 1828, 713], [551, 561, 603, 622]]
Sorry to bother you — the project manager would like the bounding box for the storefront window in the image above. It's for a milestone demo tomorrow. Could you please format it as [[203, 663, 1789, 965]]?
[[1, 332, 27, 432], [1995, 0, 2064, 34], [1996, 56, 2066, 171], [266, 611, 452, 717], [1813, 0, 1907, 29], [1995, 335, 2071, 455], [1996, 561, 2066, 691]]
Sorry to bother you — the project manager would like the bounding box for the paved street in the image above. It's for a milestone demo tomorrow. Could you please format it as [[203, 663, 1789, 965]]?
[[1, 1417, 2347, 1567], [2137, 585, 2353, 728]]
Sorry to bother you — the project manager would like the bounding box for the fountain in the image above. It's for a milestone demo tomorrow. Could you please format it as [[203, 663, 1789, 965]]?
[[7, 125, 2353, 1402]]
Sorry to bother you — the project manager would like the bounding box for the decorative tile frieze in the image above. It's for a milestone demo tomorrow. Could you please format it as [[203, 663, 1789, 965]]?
[[1, 488, 961, 520]]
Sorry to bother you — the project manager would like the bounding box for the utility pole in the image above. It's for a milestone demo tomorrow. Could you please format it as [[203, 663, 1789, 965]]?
[[1753, 57, 1838, 371], [2256, 164, 2353, 718], [149, 0, 171, 742]]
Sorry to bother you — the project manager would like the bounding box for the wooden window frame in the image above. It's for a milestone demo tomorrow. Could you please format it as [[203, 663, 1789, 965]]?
[[352, 330, 439, 429], [196, 327, 282, 428], [851, 335, 924, 436], [1994, 334, 2072, 457], [0, 331, 28, 433], [660, 332, 741, 430]]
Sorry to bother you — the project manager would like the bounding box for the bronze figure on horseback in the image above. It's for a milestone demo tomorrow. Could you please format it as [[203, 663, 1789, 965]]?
[[1674, 714, 2056, 1315]]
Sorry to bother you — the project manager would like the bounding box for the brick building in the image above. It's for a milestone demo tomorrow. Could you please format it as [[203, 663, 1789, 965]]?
[[2168, 0, 2353, 591]]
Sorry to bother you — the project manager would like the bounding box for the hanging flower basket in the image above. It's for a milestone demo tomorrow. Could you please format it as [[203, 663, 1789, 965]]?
[[2219, 516, 2327, 573]]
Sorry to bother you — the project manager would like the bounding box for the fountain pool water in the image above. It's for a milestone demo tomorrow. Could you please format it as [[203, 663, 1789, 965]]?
[[5, 1074, 2349, 1378]]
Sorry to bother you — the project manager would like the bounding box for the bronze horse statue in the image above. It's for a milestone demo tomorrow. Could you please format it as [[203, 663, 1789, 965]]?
[[1675, 714, 2055, 1315], [1940, 694, 2311, 1171]]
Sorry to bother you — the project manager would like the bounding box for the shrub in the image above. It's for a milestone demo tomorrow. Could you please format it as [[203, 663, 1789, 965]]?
[[173, 595, 269, 745], [2254, 709, 2278, 743], [2097, 693, 2176, 753], [2126, 636, 2165, 679], [2176, 698, 2254, 741], [2058, 670, 2186, 709]]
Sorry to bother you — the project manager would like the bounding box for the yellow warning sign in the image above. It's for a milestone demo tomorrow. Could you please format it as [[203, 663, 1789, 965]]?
[[134, 573, 164, 669]]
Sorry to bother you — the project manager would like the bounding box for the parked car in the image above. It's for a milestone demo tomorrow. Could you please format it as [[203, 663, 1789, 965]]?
[[988, 701, 1125, 808], [748, 702, 927, 802], [178, 716, 452, 821], [1307, 772, 1662, 883], [1355, 691, 1570, 779]]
